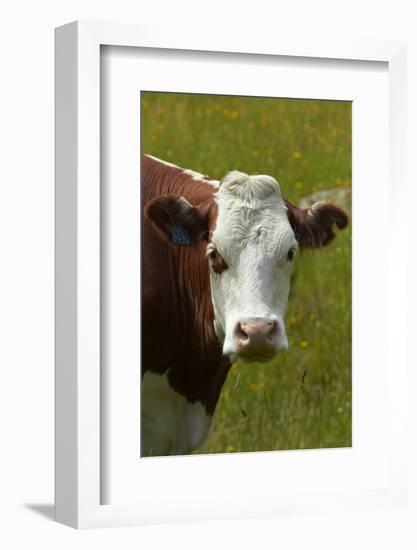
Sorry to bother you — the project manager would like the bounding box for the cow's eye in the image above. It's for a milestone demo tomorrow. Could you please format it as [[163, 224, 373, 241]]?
[[208, 248, 228, 274], [287, 247, 296, 262]]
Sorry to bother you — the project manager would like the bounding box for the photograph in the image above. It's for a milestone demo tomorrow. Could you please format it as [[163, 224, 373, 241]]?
[[140, 91, 351, 457]]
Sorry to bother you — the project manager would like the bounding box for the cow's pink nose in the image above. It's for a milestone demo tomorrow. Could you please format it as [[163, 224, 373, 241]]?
[[234, 317, 279, 359]]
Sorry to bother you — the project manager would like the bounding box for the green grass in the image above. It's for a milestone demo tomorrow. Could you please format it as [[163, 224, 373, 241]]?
[[141, 91, 352, 453]]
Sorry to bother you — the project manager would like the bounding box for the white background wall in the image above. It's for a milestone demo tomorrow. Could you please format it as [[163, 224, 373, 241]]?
[[0, 1, 415, 548]]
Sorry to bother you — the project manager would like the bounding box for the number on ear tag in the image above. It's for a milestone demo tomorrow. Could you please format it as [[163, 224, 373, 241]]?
[[171, 225, 190, 245]]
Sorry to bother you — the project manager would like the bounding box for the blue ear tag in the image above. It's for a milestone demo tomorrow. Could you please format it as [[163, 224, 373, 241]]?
[[171, 224, 190, 245]]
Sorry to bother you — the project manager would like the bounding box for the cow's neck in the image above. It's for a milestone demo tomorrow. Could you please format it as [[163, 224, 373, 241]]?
[[163, 242, 230, 414], [142, 243, 230, 413]]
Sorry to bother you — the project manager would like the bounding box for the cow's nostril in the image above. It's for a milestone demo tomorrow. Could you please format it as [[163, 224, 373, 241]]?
[[235, 322, 249, 341], [266, 320, 279, 342]]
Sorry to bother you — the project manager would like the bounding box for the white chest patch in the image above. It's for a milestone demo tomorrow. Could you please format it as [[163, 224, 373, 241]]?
[[141, 371, 212, 456]]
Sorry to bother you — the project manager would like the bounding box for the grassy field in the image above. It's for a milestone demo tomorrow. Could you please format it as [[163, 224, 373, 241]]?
[[141, 91, 352, 453]]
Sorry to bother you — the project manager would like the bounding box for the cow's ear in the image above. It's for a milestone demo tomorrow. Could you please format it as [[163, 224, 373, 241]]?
[[285, 199, 348, 248], [145, 195, 211, 245]]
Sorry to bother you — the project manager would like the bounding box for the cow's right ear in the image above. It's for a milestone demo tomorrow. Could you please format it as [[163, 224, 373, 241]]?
[[145, 195, 211, 245]]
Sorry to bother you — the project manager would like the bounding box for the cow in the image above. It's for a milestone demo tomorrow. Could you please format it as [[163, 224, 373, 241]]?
[[141, 153, 348, 456]]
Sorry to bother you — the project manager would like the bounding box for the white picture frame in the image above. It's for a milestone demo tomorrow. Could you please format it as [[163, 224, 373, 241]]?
[[55, 20, 407, 529]]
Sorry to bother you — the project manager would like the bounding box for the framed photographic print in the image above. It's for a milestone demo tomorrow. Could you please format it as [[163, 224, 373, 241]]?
[[55, 21, 407, 528], [138, 91, 351, 459]]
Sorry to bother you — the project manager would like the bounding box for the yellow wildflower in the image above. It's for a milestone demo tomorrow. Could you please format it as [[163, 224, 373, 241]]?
[[293, 151, 302, 160], [300, 340, 308, 349], [227, 445, 236, 452], [250, 382, 265, 390], [260, 114, 271, 127]]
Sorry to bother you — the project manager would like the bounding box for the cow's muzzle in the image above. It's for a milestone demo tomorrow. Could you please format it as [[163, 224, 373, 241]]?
[[233, 317, 281, 362]]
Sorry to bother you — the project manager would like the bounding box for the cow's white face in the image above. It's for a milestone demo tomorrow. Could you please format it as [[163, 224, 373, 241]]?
[[208, 171, 297, 362]]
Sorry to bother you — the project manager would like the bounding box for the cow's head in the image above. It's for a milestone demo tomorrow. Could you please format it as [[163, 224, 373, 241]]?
[[145, 171, 348, 363]]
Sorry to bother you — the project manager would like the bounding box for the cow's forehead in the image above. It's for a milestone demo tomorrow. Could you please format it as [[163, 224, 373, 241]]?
[[211, 171, 295, 254]]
